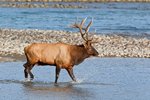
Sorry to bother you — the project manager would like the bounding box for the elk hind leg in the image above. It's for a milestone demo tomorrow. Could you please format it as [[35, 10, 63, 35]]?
[[23, 62, 29, 79], [28, 64, 34, 80], [23, 62, 34, 81]]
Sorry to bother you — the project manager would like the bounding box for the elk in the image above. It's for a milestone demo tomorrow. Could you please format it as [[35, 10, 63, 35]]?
[[23, 18, 99, 84]]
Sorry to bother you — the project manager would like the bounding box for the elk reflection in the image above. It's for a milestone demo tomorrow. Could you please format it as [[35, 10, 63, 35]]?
[[23, 81, 93, 99]]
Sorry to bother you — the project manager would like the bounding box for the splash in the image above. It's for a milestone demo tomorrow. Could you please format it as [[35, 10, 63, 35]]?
[[70, 79, 84, 84], [24, 78, 32, 82]]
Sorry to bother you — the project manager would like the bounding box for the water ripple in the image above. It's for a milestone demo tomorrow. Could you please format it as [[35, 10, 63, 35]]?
[[0, 3, 150, 35]]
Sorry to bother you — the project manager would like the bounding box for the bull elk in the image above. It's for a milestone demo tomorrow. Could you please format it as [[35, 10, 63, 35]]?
[[23, 18, 99, 84]]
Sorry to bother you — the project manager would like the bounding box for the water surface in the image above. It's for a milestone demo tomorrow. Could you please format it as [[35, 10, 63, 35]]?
[[0, 3, 150, 35], [0, 58, 150, 100]]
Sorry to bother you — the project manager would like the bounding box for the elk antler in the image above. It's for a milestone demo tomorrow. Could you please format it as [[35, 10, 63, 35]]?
[[72, 18, 93, 41]]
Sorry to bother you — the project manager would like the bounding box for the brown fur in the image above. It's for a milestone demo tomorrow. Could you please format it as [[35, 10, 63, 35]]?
[[23, 42, 98, 83], [23, 18, 99, 84]]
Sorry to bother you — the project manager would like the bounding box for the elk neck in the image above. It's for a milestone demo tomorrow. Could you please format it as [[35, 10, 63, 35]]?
[[76, 44, 90, 57], [69, 44, 90, 65]]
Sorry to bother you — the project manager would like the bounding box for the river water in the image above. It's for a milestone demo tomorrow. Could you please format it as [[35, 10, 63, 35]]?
[[0, 58, 150, 100], [0, 2, 150, 100], [0, 2, 150, 35]]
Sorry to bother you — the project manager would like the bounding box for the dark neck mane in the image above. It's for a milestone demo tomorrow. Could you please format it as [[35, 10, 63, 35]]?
[[70, 44, 89, 65], [76, 44, 84, 47]]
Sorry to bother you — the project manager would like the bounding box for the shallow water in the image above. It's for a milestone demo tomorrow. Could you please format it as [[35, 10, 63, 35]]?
[[0, 3, 150, 35], [0, 58, 150, 100]]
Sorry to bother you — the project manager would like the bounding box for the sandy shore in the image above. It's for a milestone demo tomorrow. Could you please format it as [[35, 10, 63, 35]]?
[[0, 28, 149, 62]]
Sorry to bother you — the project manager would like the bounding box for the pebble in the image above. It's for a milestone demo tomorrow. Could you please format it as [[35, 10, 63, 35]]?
[[0, 28, 150, 58], [0, 2, 87, 8]]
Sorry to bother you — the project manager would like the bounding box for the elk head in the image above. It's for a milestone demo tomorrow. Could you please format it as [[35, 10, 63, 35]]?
[[72, 18, 99, 57]]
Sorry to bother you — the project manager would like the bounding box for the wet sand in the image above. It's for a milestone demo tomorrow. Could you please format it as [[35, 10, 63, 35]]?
[[0, 58, 150, 100], [0, 54, 25, 62]]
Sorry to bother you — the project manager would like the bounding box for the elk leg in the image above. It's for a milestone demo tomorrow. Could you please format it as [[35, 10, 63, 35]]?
[[28, 65, 34, 80], [55, 67, 61, 84], [66, 68, 76, 82], [23, 63, 29, 79], [24, 69, 28, 78], [24, 63, 34, 80]]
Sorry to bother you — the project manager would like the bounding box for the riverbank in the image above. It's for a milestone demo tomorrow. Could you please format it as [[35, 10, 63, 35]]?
[[0, 1, 150, 8], [0, 28, 149, 62], [0, 0, 150, 2], [0, 2, 87, 8]]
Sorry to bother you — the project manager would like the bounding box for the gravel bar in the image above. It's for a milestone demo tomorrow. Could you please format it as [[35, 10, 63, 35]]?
[[0, 28, 150, 58]]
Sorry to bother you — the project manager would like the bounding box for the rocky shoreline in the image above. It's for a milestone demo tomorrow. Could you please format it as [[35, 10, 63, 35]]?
[[0, 0, 150, 2], [0, 28, 149, 61], [0, 2, 88, 8], [0, 1, 149, 8]]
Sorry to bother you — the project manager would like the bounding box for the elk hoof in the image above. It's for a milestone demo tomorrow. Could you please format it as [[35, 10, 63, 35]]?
[[54, 83, 59, 86], [30, 78, 34, 80]]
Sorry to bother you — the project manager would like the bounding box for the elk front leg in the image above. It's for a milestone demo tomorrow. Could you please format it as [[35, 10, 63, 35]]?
[[55, 67, 61, 84], [66, 68, 76, 82]]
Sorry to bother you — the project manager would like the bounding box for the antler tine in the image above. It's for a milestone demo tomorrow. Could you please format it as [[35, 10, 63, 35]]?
[[79, 18, 88, 41], [72, 24, 87, 41], [72, 17, 91, 41], [85, 20, 93, 34], [84, 18, 93, 41], [80, 17, 87, 27]]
